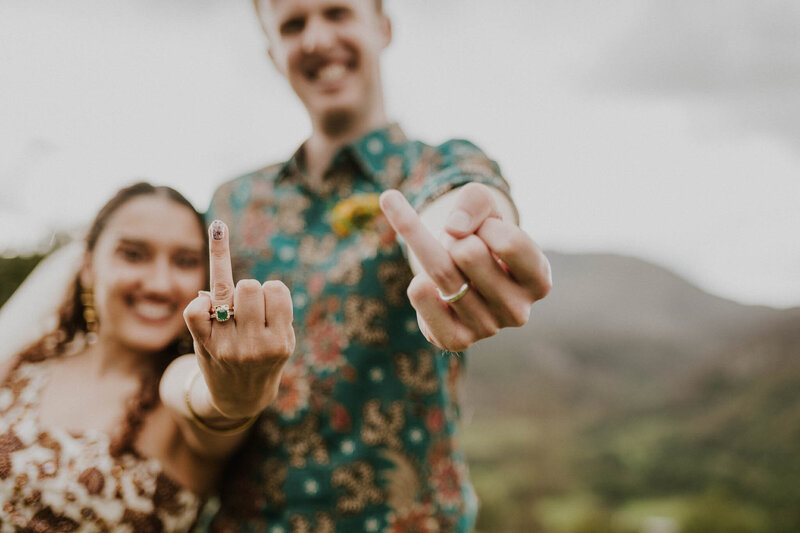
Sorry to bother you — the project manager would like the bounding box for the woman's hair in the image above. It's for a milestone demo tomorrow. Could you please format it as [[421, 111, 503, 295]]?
[[16, 181, 208, 456]]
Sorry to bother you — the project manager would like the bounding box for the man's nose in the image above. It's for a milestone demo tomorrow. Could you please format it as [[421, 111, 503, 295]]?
[[302, 16, 335, 53]]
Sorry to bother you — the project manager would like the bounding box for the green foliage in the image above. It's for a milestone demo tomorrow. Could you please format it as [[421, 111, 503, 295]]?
[[0, 254, 45, 308], [681, 492, 770, 533], [568, 509, 636, 533]]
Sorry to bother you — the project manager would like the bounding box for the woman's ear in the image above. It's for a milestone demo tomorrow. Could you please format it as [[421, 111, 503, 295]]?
[[79, 252, 94, 290]]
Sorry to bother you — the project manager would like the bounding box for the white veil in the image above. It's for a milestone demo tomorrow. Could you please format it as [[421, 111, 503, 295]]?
[[0, 241, 84, 362]]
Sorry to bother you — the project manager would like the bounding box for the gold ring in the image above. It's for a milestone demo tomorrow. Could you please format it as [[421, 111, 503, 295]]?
[[437, 282, 470, 304], [210, 304, 234, 322]]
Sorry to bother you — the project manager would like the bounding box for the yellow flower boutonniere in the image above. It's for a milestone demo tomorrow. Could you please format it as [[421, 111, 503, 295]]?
[[331, 193, 382, 237]]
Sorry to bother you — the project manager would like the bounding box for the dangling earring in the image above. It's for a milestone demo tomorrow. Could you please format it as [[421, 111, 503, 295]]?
[[81, 288, 98, 345]]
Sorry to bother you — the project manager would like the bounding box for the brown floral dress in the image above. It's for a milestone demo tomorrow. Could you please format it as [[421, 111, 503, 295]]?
[[0, 360, 202, 532]]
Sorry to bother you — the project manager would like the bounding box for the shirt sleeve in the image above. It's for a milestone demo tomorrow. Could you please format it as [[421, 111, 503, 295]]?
[[400, 139, 519, 223]]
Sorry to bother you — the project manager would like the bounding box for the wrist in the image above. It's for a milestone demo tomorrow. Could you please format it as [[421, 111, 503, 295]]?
[[184, 368, 258, 435]]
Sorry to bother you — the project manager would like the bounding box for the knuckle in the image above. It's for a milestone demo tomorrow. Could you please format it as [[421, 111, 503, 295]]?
[[506, 303, 531, 328], [492, 227, 523, 257], [236, 279, 262, 294], [537, 278, 553, 300], [483, 320, 500, 338], [406, 276, 429, 303], [264, 280, 291, 299], [448, 333, 473, 353], [426, 262, 455, 288], [448, 235, 486, 268], [210, 245, 228, 259], [212, 282, 234, 302]]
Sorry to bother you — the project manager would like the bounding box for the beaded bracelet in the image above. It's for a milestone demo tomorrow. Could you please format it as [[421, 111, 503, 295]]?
[[183, 368, 258, 436]]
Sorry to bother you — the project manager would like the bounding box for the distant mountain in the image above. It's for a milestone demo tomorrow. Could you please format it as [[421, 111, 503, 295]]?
[[463, 251, 800, 532], [465, 251, 795, 418]]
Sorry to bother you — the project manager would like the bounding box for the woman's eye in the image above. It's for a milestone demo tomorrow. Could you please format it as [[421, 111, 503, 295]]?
[[120, 248, 146, 262], [174, 254, 202, 269]]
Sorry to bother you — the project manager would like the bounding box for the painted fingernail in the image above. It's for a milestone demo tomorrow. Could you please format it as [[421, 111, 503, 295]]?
[[210, 220, 225, 240], [445, 210, 471, 234], [198, 290, 212, 298]]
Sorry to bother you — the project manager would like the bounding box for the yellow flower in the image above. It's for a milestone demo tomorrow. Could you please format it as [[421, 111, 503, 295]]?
[[331, 193, 382, 237]]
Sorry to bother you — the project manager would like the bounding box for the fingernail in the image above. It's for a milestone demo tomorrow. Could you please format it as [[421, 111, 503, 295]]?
[[379, 191, 401, 215], [210, 220, 224, 240], [445, 210, 471, 234], [198, 290, 211, 298]]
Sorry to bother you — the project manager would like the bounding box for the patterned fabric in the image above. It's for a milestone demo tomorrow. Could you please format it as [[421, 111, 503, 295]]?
[[207, 124, 513, 533], [0, 360, 202, 532]]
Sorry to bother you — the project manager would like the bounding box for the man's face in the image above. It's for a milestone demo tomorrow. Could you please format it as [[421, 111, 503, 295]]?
[[259, 0, 391, 134]]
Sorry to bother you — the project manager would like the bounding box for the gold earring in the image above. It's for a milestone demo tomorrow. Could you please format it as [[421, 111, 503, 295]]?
[[81, 288, 98, 345]]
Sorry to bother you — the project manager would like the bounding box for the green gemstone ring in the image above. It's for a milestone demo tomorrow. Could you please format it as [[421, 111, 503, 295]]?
[[211, 304, 234, 322]]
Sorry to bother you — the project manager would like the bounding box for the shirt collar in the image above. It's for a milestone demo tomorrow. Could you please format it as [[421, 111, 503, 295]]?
[[276, 123, 408, 187]]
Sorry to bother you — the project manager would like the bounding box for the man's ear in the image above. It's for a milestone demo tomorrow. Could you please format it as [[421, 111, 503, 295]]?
[[380, 14, 392, 49], [268, 45, 287, 77]]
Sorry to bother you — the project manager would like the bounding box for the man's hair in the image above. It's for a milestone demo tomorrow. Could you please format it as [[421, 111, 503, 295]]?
[[252, 0, 384, 33]]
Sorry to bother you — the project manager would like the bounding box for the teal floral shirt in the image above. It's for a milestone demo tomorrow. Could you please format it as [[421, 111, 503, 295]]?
[[207, 125, 513, 533]]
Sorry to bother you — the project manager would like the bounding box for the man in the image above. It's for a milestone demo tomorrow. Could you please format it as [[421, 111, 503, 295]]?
[[206, 0, 551, 531]]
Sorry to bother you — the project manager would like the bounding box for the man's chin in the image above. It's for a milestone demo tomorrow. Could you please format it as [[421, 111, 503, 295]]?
[[320, 108, 358, 137]]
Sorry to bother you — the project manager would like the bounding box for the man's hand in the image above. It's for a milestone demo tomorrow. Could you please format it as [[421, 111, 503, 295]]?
[[183, 220, 295, 420], [379, 183, 551, 352]]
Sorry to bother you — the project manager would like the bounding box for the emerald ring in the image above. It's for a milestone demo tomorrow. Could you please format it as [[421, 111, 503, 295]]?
[[210, 304, 234, 322]]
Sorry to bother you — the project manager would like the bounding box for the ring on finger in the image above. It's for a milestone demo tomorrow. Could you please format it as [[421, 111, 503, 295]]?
[[437, 282, 470, 304], [210, 304, 234, 322]]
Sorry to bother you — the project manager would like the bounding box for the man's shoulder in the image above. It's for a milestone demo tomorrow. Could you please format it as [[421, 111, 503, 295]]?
[[218, 162, 285, 191], [411, 137, 501, 178], [211, 162, 285, 202]]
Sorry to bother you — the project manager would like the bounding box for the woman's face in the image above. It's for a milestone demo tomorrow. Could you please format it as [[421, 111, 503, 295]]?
[[81, 195, 207, 353]]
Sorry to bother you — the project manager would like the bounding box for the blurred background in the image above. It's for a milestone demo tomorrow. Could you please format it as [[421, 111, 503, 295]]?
[[1, 1, 799, 531]]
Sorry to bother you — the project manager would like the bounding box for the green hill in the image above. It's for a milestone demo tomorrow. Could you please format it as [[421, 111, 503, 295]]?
[[464, 252, 799, 533]]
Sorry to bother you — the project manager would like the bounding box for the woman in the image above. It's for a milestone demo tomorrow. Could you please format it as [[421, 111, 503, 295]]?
[[0, 182, 293, 531]]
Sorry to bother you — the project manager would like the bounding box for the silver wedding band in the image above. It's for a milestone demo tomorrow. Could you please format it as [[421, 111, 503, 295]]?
[[437, 282, 470, 304]]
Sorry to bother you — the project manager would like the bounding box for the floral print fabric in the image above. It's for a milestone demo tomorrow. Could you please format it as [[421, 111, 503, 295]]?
[[207, 124, 513, 533], [0, 360, 202, 532]]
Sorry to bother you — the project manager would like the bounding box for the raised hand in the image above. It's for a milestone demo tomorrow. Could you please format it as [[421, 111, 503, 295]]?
[[183, 220, 295, 420], [379, 183, 551, 352]]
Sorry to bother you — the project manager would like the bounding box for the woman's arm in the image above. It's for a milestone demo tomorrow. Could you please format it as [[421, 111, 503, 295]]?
[[159, 220, 294, 459]]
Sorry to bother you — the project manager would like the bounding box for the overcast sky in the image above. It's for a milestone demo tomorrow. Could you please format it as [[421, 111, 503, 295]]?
[[1, 0, 798, 308]]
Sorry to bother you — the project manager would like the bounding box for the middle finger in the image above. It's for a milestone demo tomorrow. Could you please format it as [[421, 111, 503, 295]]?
[[208, 220, 236, 318]]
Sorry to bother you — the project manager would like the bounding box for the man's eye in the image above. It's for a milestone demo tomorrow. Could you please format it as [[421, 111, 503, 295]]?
[[281, 18, 305, 35], [325, 7, 349, 21]]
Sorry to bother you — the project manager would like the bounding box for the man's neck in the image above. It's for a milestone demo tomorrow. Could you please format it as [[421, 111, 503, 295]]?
[[304, 112, 389, 184]]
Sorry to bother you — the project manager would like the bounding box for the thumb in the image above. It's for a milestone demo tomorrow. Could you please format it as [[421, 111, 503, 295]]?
[[444, 183, 499, 238]]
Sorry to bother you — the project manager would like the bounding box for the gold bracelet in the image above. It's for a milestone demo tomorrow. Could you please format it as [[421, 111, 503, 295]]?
[[183, 367, 258, 436]]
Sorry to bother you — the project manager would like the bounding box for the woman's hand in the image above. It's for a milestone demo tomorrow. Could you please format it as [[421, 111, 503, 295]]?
[[183, 220, 295, 420]]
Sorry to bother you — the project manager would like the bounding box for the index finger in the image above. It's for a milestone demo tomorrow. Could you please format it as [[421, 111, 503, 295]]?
[[379, 190, 466, 294], [209, 220, 235, 308]]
